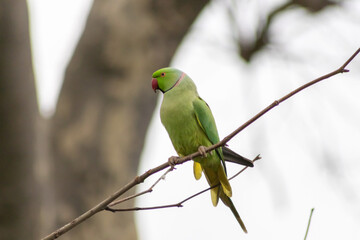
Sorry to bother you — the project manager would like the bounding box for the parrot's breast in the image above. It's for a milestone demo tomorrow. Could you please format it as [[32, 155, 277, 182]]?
[[160, 92, 211, 158]]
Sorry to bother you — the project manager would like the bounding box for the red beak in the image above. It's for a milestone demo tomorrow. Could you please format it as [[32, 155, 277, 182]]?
[[152, 78, 158, 92]]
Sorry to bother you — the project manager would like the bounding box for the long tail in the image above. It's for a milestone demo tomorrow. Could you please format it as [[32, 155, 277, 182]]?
[[220, 191, 248, 233], [201, 164, 232, 206], [200, 163, 248, 233]]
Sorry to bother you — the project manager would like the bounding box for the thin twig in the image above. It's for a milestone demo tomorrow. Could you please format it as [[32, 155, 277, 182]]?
[[304, 208, 315, 240], [106, 156, 261, 212], [229, 154, 261, 180], [41, 48, 359, 240], [109, 154, 260, 208], [108, 167, 174, 207]]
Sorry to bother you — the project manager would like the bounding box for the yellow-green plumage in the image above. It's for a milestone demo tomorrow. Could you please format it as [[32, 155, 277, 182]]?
[[152, 67, 248, 233]]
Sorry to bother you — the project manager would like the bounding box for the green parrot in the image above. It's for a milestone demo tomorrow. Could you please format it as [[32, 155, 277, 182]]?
[[151, 67, 253, 233]]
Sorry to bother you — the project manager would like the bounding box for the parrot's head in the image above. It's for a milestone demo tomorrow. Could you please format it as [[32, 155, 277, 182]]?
[[152, 67, 184, 93]]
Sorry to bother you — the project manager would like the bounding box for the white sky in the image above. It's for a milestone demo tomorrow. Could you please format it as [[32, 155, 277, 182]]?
[[28, 0, 93, 117], [28, 0, 360, 239]]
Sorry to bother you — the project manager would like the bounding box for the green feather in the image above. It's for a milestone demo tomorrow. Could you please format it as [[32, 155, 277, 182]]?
[[193, 97, 227, 173]]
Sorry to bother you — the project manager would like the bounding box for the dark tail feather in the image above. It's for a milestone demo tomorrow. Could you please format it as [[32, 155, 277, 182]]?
[[220, 191, 248, 233], [223, 147, 254, 167]]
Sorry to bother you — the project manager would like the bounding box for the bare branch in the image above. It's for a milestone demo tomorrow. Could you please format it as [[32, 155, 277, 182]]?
[[106, 156, 261, 212], [108, 167, 174, 207], [208, 48, 360, 153], [41, 48, 359, 240]]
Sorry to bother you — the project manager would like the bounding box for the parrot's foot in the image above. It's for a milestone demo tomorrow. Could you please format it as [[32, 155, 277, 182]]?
[[198, 146, 208, 158], [168, 156, 179, 169]]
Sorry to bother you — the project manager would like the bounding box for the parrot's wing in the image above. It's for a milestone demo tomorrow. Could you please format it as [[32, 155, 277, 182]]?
[[223, 146, 254, 167], [192, 97, 225, 167], [193, 97, 233, 201]]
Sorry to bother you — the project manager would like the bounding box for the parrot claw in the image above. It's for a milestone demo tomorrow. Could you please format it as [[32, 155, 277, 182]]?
[[198, 146, 207, 158], [168, 156, 179, 169]]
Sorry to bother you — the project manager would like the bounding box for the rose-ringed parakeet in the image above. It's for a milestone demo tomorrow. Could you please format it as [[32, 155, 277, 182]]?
[[151, 67, 253, 233]]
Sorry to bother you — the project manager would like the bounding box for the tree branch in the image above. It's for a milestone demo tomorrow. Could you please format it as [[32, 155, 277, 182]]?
[[108, 167, 174, 207], [106, 155, 261, 212], [41, 48, 359, 240]]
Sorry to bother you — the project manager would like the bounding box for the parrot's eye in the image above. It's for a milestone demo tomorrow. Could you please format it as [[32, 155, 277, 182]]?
[[161, 72, 166, 77]]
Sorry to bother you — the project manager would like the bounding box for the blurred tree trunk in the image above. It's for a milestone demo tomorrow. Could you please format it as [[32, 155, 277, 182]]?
[[0, 0, 38, 239], [50, 0, 208, 239]]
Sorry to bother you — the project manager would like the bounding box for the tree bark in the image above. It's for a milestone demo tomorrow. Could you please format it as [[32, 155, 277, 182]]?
[[0, 0, 38, 239], [50, 0, 208, 239]]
